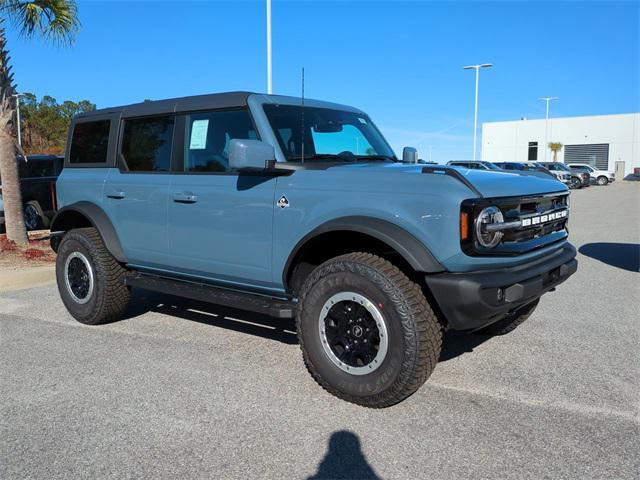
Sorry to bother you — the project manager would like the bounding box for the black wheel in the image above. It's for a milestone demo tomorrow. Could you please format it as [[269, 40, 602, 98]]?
[[479, 299, 539, 336], [569, 177, 581, 189], [297, 252, 442, 408], [596, 176, 609, 186], [56, 227, 130, 325], [24, 201, 46, 230]]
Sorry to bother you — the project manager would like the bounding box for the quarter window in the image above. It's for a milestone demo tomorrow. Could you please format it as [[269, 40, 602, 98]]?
[[183, 110, 256, 173], [69, 120, 111, 164], [121, 116, 175, 172]]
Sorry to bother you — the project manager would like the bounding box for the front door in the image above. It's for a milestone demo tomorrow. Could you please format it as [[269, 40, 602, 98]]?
[[104, 114, 175, 269], [166, 109, 277, 291]]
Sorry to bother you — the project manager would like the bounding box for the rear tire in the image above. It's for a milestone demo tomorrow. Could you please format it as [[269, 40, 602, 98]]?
[[297, 252, 442, 408], [597, 176, 608, 186], [56, 227, 130, 325], [24, 201, 47, 230], [479, 299, 539, 336]]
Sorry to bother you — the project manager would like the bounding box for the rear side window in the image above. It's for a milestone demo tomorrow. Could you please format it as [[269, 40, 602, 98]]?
[[69, 120, 111, 164], [121, 116, 175, 172]]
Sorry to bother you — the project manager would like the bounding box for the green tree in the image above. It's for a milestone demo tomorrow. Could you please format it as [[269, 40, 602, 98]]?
[[0, 0, 79, 245], [21, 92, 95, 154], [548, 142, 563, 162]]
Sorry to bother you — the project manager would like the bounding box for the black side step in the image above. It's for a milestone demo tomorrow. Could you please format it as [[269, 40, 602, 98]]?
[[125, 273, 297, 319]]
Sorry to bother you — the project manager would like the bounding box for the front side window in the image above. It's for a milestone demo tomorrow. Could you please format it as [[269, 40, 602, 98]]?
[[121, 116, 175, 172], [183, 109, 256, 173], [264, 104, 396, 162], [69, 120, 111, 164]]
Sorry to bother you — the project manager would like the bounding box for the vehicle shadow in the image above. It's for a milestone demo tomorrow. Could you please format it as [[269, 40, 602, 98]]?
[[122, 289, 492, 357], [123, 289, 298, 345], [307, 430, 381, 480], [439, 329, 491, 362], [579, 242, 640, 272]]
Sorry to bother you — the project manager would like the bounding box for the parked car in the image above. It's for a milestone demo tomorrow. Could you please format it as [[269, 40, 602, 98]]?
[[492, 162, 561, 183], [447, 160, 502, 171], [539, 162, 589, 189], [567, 163, 615, 186], [528, 161, 572, 186], [0, 154, 63, 232], [50, 92, 577, 408]]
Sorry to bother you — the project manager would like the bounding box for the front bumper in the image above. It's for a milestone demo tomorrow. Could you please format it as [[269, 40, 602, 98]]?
[[425, 243, 577, 331]]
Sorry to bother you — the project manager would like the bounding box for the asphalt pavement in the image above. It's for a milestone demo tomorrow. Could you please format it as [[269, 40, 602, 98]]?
[[1, 182, 638, 479]]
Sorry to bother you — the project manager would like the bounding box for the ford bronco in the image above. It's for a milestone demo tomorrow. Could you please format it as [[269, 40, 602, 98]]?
[[50, 92, 577, 407]]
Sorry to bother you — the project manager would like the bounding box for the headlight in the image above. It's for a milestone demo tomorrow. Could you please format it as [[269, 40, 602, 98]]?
[[475, 206, 504, 248]]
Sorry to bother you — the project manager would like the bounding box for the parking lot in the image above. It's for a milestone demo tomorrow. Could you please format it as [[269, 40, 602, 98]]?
[[1, 182, 638, 479]]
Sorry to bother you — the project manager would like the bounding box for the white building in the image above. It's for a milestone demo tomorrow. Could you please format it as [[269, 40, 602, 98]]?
[[481, 113, 640, 177]]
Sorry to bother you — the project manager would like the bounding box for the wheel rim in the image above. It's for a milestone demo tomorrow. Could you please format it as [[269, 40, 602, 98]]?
[[24, 205, 38, 230], [570, 178, 579, 188], [598, 177, 607, 185], [64, 252, 94, 304], [318, 292, 389, 375]]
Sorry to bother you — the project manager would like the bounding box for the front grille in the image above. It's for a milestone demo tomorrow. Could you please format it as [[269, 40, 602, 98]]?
[[461, 192, 570, 256]]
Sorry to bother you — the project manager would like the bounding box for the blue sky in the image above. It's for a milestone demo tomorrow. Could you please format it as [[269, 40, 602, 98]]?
[[6, 0, 639, 162]]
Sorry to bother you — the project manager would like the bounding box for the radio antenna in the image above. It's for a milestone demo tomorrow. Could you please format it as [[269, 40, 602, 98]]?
[[300, 67, 305, 164]]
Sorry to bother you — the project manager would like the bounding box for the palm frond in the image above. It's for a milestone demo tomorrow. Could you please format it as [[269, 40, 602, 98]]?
[[1, 0, 80, 45]]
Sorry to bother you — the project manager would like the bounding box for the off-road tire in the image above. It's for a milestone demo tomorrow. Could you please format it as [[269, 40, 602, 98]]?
[[479, 299, 539, 336], [56, 227, 130, 325], [297, 252, 442, 408], [597, 176, 609, 186]]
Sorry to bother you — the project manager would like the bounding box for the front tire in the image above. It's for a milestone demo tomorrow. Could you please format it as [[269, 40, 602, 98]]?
[[597, 176, 609, 186], [56, 227, 130, 325], [297, 252, 442, 408], [569, 177, 581, 189]]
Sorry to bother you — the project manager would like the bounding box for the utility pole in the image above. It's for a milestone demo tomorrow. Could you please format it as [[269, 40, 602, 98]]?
[[266, 0, 272, 94], [463, 63, 492, 160], [539, 96, 558, 161]]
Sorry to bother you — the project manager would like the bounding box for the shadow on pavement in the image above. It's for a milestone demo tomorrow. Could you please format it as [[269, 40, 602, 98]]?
[[308, 431, 381, 480], [121, 290, 495, 358], [123, 289, 298, 344], [579, 242, 640, 272], [439, 329, 491, 362]]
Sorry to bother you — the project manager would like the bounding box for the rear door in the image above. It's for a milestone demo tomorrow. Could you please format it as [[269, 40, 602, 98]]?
[[104, 114, 175, 269], [166, 109, 277, 290]]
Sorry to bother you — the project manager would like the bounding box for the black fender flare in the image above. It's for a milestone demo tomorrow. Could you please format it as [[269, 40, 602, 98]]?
[[283, 216, 444, 285], [50, 201, 127, 263]]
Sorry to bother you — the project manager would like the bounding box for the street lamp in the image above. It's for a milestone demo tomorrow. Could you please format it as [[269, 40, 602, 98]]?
[[538, 96, 558, 161], [266, 0, 272, 94], [463, 63, 492, 161], [11, 93, 24, 147]]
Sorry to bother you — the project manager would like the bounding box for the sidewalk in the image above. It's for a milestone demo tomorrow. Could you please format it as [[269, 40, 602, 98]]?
[[0, 266, 55, 292]]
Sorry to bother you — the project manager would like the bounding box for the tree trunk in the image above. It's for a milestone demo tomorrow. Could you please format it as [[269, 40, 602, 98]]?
[[553, 150, 558, 162], [0, 25, 28, 245]]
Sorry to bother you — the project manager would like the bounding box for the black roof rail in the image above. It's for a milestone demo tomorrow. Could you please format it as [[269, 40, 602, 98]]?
[[422, 166, 483, 197]]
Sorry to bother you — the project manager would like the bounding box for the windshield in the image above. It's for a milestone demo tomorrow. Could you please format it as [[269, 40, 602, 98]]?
[[263, 104, 396, 162], [480, 161, 501, 170]]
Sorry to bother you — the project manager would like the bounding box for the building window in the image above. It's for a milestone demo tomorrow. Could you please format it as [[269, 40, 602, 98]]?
[[527, 142, 538, 161], [564, 144, 609, 170]]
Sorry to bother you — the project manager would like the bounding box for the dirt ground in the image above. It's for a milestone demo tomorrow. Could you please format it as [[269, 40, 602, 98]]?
[[0, 231, 56, 270]]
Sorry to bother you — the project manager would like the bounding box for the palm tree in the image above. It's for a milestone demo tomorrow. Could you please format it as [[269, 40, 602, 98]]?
[[0, 1, 79, 245], [548, 142, 563, 163]]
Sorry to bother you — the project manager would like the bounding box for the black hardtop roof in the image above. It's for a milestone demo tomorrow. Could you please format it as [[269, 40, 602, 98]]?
[[76, 91, 255, 120]]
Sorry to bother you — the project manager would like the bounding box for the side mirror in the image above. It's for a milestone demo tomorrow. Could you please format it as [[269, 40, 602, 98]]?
[[229, 139, 276, 170], [402, 146, 418, 163]]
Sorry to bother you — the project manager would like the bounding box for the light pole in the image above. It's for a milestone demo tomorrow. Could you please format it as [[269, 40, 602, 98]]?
[[11, 93, 24, 147], [463, 63, 492, 161], [266, 0, 272, 94], [539, 96, 558, 161]]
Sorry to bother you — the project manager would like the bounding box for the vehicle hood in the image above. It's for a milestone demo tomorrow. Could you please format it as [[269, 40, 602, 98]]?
[[326, 162, 568, 198]]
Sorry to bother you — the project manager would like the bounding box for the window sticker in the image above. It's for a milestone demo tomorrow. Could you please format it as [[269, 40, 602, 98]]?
[[189, 119, 209, 150]]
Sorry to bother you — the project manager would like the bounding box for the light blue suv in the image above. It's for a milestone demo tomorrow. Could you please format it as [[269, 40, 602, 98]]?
[[51, 92, 577, 407]]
